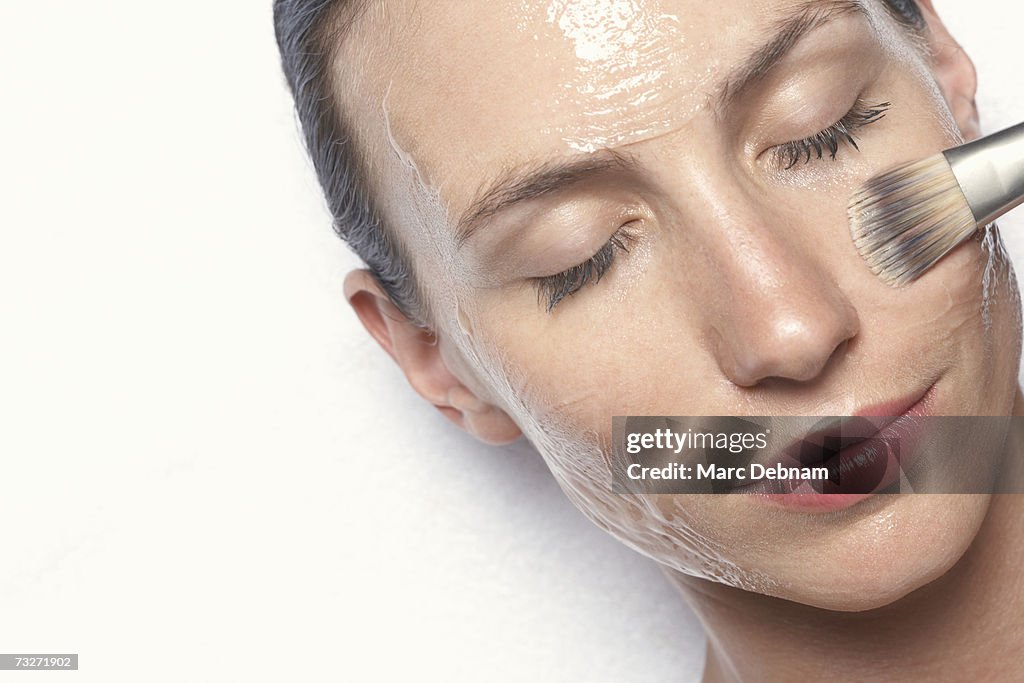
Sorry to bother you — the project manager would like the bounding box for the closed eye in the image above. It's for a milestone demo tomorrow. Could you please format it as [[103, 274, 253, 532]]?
[[772, 99, 891, 170], [532, 222, 640, 312]]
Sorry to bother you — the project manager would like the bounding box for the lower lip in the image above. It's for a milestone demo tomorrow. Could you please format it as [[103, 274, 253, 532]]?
[[745, 385, 936, 513]]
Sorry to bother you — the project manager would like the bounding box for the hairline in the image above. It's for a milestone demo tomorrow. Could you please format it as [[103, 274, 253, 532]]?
[[316, 0, 442, 329]]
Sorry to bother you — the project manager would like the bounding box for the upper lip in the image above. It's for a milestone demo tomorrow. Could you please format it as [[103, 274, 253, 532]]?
[[851, 385, 933, 418]]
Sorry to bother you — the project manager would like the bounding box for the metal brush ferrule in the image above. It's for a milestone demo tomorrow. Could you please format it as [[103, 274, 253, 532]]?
[[943, 121, 1024, 227]]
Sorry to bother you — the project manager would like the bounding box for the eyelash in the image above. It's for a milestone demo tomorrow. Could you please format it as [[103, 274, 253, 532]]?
[[772, 98, 891, 170], [533, 222, 639, 312], [532, 99, 891, 312]]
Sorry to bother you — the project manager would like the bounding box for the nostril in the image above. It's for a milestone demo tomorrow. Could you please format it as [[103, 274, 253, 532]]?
[[717, 307, 859, 388]]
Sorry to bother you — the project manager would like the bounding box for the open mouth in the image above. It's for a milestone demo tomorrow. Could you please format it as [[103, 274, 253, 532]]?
[[737, 382, 936, 511]]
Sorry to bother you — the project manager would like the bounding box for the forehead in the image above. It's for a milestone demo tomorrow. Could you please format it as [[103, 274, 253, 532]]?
[[341, 0, 853, 216]]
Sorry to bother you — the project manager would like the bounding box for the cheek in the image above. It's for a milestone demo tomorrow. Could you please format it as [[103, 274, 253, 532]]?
[[470, 289, 716, 437], [458, 301, 749, 577], [916, 227, 1023, 411]]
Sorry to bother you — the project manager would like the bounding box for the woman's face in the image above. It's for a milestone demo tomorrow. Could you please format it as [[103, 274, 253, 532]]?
[[341, 0, 1022, 609]]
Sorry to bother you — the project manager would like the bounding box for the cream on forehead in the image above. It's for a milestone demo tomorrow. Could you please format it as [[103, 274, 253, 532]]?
[[522, 0, 720, 153], [544, 0, 675, 63]]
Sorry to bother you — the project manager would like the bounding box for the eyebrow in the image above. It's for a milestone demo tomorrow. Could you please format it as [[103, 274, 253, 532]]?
[[454, 0, 868, 247], [717, 0, 867, 110], [454, 150, 638, 248]]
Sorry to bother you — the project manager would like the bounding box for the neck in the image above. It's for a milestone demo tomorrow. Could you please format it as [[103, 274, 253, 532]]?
[[670, 390, 1024, 683]]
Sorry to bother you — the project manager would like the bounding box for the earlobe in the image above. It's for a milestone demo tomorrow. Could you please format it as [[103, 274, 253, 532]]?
[[916, 1, 981, 140], [447, 384, 523, 445], [343, 269, 522, 445]]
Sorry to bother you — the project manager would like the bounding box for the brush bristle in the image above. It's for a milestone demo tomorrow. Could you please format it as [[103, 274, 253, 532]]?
[[848, 154, 977, 286]]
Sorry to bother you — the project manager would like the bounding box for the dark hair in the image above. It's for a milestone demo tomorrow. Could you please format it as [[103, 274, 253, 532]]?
[[273, 0, 924, 328], [273, 0, 430, 326]]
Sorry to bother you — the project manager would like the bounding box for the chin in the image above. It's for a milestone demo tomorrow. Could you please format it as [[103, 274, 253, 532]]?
[[766, 494, 992, 611]]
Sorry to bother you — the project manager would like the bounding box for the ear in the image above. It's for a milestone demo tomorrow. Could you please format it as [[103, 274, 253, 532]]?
[[343, 269, 522, 445], [916, 0, 981, 141]]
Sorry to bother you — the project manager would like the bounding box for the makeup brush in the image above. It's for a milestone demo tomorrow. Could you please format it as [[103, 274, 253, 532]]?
[[848, 121, 1024, 285]]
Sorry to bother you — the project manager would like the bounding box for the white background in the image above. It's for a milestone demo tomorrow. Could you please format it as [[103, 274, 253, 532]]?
[[0, 2, 1021, 681]]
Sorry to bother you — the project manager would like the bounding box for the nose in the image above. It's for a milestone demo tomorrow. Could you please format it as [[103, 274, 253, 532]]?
[[709, 235, 861, 388]]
